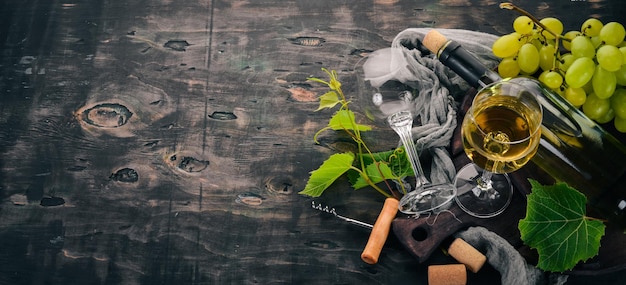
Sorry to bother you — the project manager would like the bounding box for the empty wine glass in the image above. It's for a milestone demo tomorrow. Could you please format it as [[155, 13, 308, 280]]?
[[357, 48, 456, 215], [454, 80, 543, 218]]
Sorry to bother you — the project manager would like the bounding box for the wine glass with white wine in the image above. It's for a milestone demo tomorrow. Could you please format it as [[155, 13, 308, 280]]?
[[454, 80, 543, 218]]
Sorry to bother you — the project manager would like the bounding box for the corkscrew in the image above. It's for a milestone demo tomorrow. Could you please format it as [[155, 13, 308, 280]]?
[[311, 201, 373, 230], [311, 201, 479, 265]]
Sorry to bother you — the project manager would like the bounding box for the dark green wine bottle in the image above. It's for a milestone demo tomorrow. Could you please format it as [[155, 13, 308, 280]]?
[[423, 29, 626, 228]]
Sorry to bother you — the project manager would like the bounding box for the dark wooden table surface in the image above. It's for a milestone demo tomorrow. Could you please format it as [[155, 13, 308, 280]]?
[[1, 0, 626, 284]]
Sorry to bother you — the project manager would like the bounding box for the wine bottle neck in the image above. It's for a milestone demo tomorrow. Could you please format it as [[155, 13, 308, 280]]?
[[590, 170, 626, 228], [436, 41, 501, 88]]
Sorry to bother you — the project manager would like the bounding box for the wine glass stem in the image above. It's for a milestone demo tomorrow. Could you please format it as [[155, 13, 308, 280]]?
[[475, 161, 499, 200], [478, 169, 493, 190], [388, 111, 429, 192]]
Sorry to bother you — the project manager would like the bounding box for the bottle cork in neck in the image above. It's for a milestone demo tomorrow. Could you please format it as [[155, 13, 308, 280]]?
[[422, 30, 450, 55]]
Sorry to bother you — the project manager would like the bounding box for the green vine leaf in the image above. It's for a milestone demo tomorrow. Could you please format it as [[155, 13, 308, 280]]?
[[518, 179, 606, 272], [299, 153, 355, 197], [328, 75, 341, 91], [316, 91, 340, 111], [349, 148, 414, 190], [328, 109, 372, 132], [351, 162, 394, 190], [365, 148, 414, 178], [302, 68, 404, 199], [307, 68, 341, 91]]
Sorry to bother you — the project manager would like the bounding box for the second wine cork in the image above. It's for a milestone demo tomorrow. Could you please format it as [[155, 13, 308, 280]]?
[[447, 238, 487, 273], [428, 264, 467, 285], [360, 198, 399, 264]]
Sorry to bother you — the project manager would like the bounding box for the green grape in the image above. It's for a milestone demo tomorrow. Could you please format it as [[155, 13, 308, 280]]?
[[529, 30, 544, 49], [559, 53, 575, 71], [539, 44, 556, 71], [564, 86, 587, 107], [513, 16, 534, 34], [590, 36, 603, 48], [583, 93, 611, 120], [596, 107, 615, 124], [565, 57, 596, 88], [592, 65, 617, 99], [562, 31, 580, 51], [620, 46, 626, 61], [541, 70, 564, 89], [615, 116, 626, 133], [555, 86, 566, 97], [583, 78, 594, 94], [540, 17, 563, 40], [611, 88, 626, 119], [596, 45, 624, 72], [599, 22, 626, 46], [581, 18, 604, 37], [518, 43, 540, 74], [492, 33, 521, 58], [497, 57, 520, 78], [570, 36, 596, 58], [615, 65, 626, 86], [538, 69, 548, 82]]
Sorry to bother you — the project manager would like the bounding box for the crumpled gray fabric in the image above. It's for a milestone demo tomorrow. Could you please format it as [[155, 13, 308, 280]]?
[[455, 227, 568, 285], [362, 28, 500, 186], [367, 28, 568, 285]]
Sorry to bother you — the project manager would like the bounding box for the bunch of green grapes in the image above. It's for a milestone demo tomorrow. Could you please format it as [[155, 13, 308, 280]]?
[[492, 16, 626, 133]]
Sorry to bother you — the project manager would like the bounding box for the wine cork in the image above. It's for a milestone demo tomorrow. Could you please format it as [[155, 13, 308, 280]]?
[[428, 264, 467, 285], [447, 238, 487, 273], [422, 30, 449, 55], [360, 198, 399, 264]]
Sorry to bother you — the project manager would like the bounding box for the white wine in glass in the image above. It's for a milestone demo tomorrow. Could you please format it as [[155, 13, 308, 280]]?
[[455, 80, 542, 218]]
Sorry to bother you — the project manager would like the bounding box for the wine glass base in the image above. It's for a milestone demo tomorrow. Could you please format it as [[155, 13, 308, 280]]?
[[454, 163, 513, 218], [398, 183, 456, 215]]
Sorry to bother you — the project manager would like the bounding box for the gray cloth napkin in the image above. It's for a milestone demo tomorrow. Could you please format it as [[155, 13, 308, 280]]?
[[365, 28, 568, 285], [363, 28, 500, 186], [455, 226, 568, 285]]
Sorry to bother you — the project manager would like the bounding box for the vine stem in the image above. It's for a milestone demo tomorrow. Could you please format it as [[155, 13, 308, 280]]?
[[350, 166, 393, 198], [309, 68, 409, 198], [335, 70, 411, 197], [499, 3, 556, 38], [585, 216, 608, 223], [336, 75, 402, 197], [350, 118, 404, 197]]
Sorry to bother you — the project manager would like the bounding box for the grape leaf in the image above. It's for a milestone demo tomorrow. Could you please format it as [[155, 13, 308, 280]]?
[[359, 148, 414, 177], [367, 147, 414, 178], [349, 148, 415, 190], [351, 162, 395, 190], [328, 109, 372, 132], [316, 91, 340, 111], [518, 179, 605, 272], [299, 153, 354, 197]]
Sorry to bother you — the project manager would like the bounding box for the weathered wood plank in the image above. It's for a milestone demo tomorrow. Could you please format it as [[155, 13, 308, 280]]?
[[1, 0, 626, 284]]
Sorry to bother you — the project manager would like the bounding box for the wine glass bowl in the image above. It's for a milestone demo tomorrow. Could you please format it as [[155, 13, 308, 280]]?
[[455, 80, 543, 218]]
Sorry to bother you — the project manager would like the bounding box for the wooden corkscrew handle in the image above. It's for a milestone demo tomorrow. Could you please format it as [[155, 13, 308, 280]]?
[[361, 198, 400, 264]]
